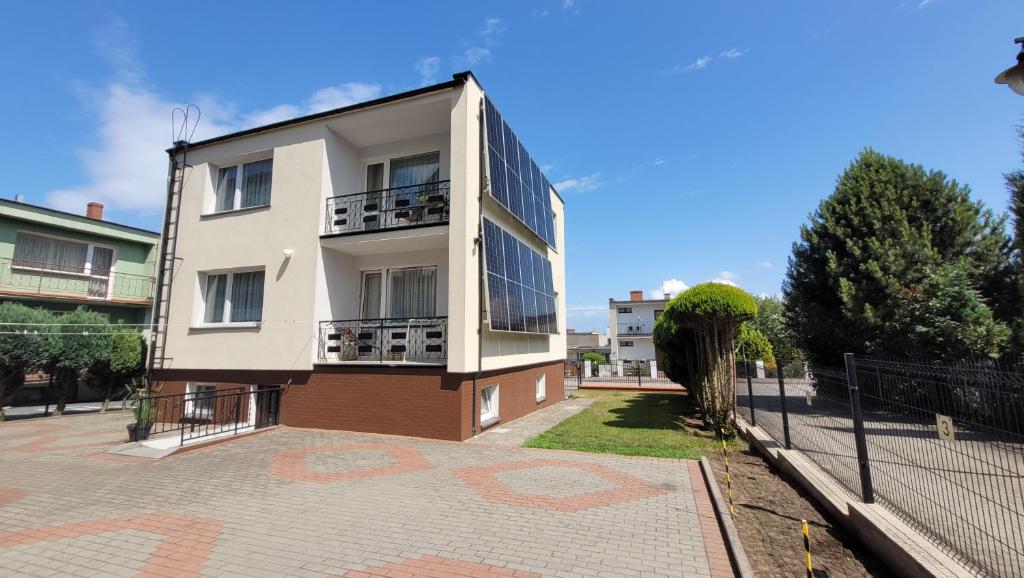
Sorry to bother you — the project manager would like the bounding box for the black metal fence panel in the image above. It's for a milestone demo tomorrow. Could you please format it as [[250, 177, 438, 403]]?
[[737, 355, 1024, 577], [138, 386, 282, 446]]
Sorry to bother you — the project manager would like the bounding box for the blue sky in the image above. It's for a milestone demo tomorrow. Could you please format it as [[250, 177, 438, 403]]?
[[1, 1, 1022, 333]]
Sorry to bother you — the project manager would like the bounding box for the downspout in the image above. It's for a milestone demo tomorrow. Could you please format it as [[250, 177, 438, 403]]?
[[471, 98, 485, 437]]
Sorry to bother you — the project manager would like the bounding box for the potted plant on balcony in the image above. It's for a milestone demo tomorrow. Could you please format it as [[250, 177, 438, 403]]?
[[125, 386, 153, 442]]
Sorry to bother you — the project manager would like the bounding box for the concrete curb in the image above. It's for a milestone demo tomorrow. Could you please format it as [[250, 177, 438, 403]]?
[[736, 418, 975, 578], [699, 456, 755, 578]]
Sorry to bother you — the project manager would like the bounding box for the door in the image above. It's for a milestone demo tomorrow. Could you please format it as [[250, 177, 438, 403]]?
[[254, 385, 279, 428]]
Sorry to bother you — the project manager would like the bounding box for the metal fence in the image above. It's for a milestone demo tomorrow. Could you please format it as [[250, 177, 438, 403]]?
[[323, 181, 450, 236], [737, 355, 1024, 577], [318, 317, 448, 364], [139, 386, 282, 445]]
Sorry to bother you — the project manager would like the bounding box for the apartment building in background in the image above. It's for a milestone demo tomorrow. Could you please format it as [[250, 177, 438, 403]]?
[[0, 198, 158, 324], [151, 72, 567, 441], [609, 290, 668, 361]]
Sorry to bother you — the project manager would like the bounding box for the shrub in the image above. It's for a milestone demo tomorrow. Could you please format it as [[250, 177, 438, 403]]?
[[661, 283, 756, 434]]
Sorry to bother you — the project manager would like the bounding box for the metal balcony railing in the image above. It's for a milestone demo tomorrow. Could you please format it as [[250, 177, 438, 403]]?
[[617, 322, 655, 335], [318, 317, 448, 364], [0, 257, 154, 303], [323, 180, 450, 236]]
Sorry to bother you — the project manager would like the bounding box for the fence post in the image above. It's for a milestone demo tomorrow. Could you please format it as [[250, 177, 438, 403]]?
[[777, 359, 792, 449], [745, 358, 756, 427], [844, 353, 875, 504]]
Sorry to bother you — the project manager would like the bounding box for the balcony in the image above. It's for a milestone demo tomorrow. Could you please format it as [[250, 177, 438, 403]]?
[[318, 317, 448, 364], [617, 322, 655, 336], [323, 181, 450, 237], [0, 257, 154, 305]]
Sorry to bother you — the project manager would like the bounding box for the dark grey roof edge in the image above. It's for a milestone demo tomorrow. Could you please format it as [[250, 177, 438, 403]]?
[[0, 198, 160, 238], [169, 72, 478, 154]]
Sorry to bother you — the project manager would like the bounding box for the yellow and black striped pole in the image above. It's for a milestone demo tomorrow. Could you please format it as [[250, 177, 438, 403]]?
[[802, 519, 813, 577], [720, 430, 734, 515]]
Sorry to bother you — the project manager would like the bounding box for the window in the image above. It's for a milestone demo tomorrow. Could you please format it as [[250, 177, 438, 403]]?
[[358, 266, 437, 319], [185, 383, 216, 419], [535, 374, 546, 403], [654, 310, 664, 318], [619, 341, 634, 347], [200, 269, 265, 325], [214, 158, 273, 212], [480, 385, 499, 426], [617, 307, 632, 314], [12, 232, 116, 298]]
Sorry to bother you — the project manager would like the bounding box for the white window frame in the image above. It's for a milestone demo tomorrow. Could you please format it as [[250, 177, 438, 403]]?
[[195, 267, 265, 328], [11, 230, 118, 300], [358, 265, 438, 319], [184, 383, 216, 418], [362, 150, 442, 191], [480, 385, 500, 427], [210, 157, 273, 214], [535, 374, 546, 403]]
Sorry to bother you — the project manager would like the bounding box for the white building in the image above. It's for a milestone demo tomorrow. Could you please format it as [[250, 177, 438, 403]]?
[[151, 72, 566, 441], [608, 290, 667, 361]]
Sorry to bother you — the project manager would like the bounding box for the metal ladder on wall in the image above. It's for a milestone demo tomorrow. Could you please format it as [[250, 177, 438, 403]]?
[[147, 106, 199, 391]]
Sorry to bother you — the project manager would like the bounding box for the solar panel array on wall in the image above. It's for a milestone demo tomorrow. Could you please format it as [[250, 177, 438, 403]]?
[[484, 95, 557, 248], [483, 217, 557, 334]]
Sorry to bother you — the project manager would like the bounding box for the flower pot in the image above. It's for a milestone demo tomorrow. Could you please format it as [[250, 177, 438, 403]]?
[[127, 422, 152, 442]]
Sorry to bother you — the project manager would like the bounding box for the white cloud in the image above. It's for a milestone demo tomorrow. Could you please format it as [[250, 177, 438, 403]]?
[[918, 0, 935, 8], [562, 0, 575, 9], [686, 55, 713, 71], [719, 48, 747, 59], [553, 173, 603, 193], [46, 20, 379, 215], [306, 83, 382, 113], [710, 278, 739, 287], [757, 261, 773, 269], [479, 17, 505, 43], [708, 271, 740, 286], [653, 158, 665, 166], [651, 278, 689, 299], [415, 56, 441, 85], [462, 47, 492, 65]]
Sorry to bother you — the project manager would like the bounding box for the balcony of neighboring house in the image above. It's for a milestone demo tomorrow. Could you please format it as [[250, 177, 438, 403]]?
[[0, 255, 154, 306], [617, 321, 655, 336]]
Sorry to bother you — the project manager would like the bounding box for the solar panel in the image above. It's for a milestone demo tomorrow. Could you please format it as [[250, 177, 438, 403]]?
[[483, 96, 558, 248], [482, 217, 559, 335]]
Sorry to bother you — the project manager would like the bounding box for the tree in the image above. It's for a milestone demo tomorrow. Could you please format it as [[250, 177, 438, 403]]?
[[749, 295, 801, 361], [47, 308, 114, 416], [580, 351, 606, 377], [86, 328, 145, 412], [785, 149, 1013, 365], [736, 324, 773, 363], [1004, 125, 1024, 364], [0, 303, 56, 421], [658, 283, 756, 435]]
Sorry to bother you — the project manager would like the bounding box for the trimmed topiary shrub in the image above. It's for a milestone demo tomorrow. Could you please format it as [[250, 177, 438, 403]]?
[[663, 283, 757, 435]]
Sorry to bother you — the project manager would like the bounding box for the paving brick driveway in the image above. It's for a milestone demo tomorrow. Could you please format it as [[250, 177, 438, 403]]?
[[0, 412, 730, 578]]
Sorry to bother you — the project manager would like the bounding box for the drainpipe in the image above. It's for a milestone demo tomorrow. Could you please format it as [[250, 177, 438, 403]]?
[[471, 99, 485, 437]]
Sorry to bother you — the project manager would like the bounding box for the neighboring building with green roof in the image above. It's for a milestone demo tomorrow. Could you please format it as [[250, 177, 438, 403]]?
[[0, 197, 159, 326]]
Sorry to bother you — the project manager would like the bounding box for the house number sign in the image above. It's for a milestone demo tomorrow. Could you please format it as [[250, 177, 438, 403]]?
[[936, 414, 955, 441]]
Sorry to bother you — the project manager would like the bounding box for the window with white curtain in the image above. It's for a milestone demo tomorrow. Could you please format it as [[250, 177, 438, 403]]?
[[200, 269, 265, 325], [12, 232, 116, 297], [213, 158, 273, 213], [387, 267, 436, 318], [535, 374, 546, 402]]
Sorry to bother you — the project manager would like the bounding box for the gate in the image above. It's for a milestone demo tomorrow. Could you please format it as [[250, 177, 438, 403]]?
[[570, 359, 677, 389]]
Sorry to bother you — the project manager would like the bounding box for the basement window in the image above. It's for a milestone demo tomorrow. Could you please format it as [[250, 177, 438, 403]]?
[[480, 385, 500, 428], [535, 374, 546, 403]]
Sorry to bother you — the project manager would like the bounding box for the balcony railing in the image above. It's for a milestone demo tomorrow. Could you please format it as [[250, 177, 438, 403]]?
[[0, 257, 154, 304], [318, 317, 448, 364], [617, 322, 655, 336], [323, 180, 450, 236]]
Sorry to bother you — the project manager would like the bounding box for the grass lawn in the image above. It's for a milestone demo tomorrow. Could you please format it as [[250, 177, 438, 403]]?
[[524, 389, 737, 459]]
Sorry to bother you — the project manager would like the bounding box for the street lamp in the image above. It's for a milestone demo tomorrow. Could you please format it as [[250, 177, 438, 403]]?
[[995, 37, 1024, 96]]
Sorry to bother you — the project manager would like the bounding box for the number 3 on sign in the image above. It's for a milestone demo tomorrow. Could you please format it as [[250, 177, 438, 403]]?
[[936, 414, 955, 441]]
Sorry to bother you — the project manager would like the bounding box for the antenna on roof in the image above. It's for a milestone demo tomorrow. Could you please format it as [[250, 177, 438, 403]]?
[[171, 104, 201, 146]]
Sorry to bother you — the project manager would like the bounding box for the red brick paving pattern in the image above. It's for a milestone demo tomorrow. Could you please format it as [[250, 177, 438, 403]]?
[[687, 460, 736, 578], [270, 443, 433, 482], [453, 457, 670, 513], [341, 555, 540, 577], [0, 488, 26, 508], [0, 512, 223, 578]]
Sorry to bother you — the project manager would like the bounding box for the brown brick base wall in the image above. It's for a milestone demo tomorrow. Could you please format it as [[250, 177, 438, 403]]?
[[153, 360, 565, 441]]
